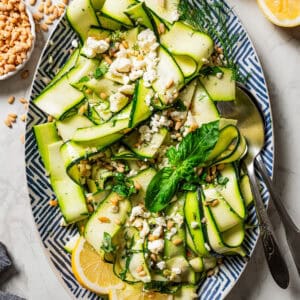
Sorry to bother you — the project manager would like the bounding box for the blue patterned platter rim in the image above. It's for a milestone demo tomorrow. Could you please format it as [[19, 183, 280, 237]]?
[[25, 1, 274, 299]]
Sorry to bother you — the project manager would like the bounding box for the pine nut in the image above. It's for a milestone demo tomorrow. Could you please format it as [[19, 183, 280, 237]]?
[[20, 134, 25, 144], [20, 114, 26, 122], [166, 79, 174, 89], [172, 238, 183, 246], [4, 118, 12, 128], [19, 97, 28, 104], [8, 113, 17, 119], [29, 0, 36, 5], [40, 23, 48, 32], [7, 96, 15, 104], [98, 216, 111, 223], [49, 199, 58, 207], [48, 115, 54, 122]]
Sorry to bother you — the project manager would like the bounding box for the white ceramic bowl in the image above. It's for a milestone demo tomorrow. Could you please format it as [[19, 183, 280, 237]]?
[[0, 2, 36, 80]]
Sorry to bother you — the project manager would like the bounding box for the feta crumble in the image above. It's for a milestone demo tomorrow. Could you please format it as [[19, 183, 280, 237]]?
[[191, 221, 199, 229], [140, 220, 150, 238], [130, 205, 144, 222], [156, 261, 166, 270], [148, 239, 164, 254], [171, 267, 182, 275], [82, 37, 110, 58], [109, 93, 129, 113]]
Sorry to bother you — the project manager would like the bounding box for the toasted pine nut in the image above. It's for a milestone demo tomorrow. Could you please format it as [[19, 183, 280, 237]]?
[[4, 118, 12, 128], [103, 55, 112, 65], [20, 114, 26, 122], [19, 97, 28, 104], [165, 79, 174, 89], [136, 265, 144, 273], [8, 113, 17, 119], [172, 238, 183, 246], [134, 181, 142, 190], [211, 199, 220, 207], [49, 199, 58, 207], [29, 0, 36, 5], [48, 115, 54, 122], [100, 92, 107, 99], [7, 96, 15, 104], [20, 134, 25, 144], [167, 220, 174, 230], [40, 23, 48, 32], [98, 216, 111, 223]]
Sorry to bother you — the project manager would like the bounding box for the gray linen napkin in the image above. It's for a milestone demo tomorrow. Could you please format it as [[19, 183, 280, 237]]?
[[0, 242, 25, 300]]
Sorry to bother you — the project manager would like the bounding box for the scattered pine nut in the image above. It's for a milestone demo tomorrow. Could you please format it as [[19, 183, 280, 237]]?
[[134, 181, 142, 190], [7, 96, 15, 104], [100, 92, 107, 99], [29, 0, 36, 6], [158, 23, 165, 34], [211, 199, 220, 207], [8, 113, 17, 119], [98, 216, 111, 223], [47, 115, 54, 122], [21, 69, 29, 79], [40, 23, 49, 32], [4, 119, 12, 128], [136, 265, 144, 273], [166, 79, 174, 89], [20, 114, 27, 122], [167, 220, 174, 230], [172, 238, 183, 246], [19, 97, 28, 104], [20, 134, 25, 144], [49, 199, 58, 207]]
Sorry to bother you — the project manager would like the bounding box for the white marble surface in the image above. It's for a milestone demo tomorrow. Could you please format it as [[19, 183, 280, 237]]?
[[0, 1, 300, 299]]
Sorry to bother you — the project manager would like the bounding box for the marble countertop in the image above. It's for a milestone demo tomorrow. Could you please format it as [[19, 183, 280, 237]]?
[[0, 1, 299, 299]]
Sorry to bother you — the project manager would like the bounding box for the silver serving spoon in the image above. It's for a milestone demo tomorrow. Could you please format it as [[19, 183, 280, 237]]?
[[217, 83, 289, 289]]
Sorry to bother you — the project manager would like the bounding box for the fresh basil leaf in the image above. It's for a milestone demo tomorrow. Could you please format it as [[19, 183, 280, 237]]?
[[182, 183, 197, 191], [78, 76, 89, 83], [100, 232, 115, 254], [145, 168, 179, 212], [147, 121, 220, 212]]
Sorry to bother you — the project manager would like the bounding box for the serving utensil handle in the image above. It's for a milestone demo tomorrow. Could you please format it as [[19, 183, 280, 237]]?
[[246, 162, 289, 289], [256, 154, 300, 276]]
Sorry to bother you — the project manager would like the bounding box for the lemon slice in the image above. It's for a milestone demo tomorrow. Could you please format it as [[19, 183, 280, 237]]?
[[109, 284, 174, 300], [257, 0, 300, 27], [71, 236, 124, 295]]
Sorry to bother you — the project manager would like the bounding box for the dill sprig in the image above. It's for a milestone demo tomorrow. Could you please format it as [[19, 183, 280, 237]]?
[[178, 0, 249, 83]]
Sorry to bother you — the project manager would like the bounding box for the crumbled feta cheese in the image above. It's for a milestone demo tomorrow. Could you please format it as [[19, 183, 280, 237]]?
[[143, 69, 157, 87], [112, 57, 132, 73], [129, 69, 144, 81], [170, 10, 180, 22], [172, 213, 184, 227], [155, 217, 167, 227], [201, 57, 209, 64], [150, 114, 171, 133], [140, 220, 150, 238], [98, 110, 112, 121], [191, 221, 199, 229], [152, 226, 163, 238], [216, 72, 223, 79], [145, 93, 152, 106], [182, 111, 197, 137], [143, 212, 151, 219], [130, 205, 144, 221], [60, 217, 67, 227], [82, 37, 110, 58], [128, 169, 138, 177], [139, 125, 153, 143], [138, 29, 158, 53], [148, 239, 164, 254], [109, 93, 129, 113], [71, 39, 78, 48], [132, 57, 146, 70], [118, 84, 135, 95], [132, 218, 143, 228], [172, 267, 182, 275], [156, 261, 166, 270], [204, 242, 211, 251], [166, 227, 177, 240]]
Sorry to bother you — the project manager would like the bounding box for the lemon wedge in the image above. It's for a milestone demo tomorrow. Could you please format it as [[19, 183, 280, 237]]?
[[71, 236, 124, 295], [257, 0, 300, 27]]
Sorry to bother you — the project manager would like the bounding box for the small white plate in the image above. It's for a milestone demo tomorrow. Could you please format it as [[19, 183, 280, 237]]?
[[0, 2, 36, 80]]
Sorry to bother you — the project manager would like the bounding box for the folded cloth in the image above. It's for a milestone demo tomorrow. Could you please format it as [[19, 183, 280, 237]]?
[[0, 242, 25, 300], [0, 291, 25, 300], [0, 243, 12, 273]]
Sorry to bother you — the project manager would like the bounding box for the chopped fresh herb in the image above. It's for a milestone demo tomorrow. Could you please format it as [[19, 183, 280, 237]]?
[[94, 62, 109, 79], [146, 121, 220, 212], [132, 43, 139, 51], [119, 256, 131, 280], [199, 66, 224, 78], [111, 30, 124, 43], [217, 175, 229, 186], [100, 232, 115, 254], [112, 172, 136, 197], [182, 182, 197, 191], [173, 99, 187, 111], [78, 76, 89, 83]]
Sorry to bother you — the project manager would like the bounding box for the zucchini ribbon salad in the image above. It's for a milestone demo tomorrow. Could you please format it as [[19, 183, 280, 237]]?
[[33, 0, 254, 298]]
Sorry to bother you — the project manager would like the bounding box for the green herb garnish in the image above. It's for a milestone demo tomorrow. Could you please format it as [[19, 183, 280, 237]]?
[[94, 62, 109, 79], [145, 121, 220, 212], [100, 232, 115, 254], [112, 172, 136, 197], [78, 76, 89, 83], [217, 175, 229, 186], [178, 0, 249, 83]]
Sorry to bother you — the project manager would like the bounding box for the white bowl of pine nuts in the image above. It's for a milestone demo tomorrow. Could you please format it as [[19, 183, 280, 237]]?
[[0, 0, 35, 80]]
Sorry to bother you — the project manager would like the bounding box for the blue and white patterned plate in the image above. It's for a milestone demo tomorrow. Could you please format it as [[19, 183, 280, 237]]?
[[25, 1, 274, 299]]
